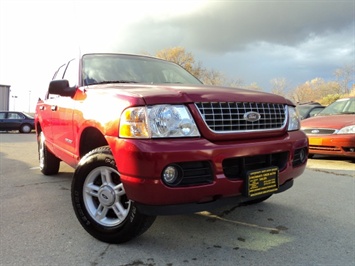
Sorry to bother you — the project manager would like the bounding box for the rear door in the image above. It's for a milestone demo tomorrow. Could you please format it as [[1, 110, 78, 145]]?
[[50, 59, 79, 161], [37, 64, 67, 147]]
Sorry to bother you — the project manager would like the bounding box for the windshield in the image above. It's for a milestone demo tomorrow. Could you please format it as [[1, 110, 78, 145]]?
[[82, 54, 202, 86], [318, 98, 355, 115]]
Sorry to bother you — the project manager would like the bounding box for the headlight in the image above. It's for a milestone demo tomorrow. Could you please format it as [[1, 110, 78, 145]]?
[[288, 106, 301, 131], [336, 125, 355, 134], [119, 105, 200, 138]]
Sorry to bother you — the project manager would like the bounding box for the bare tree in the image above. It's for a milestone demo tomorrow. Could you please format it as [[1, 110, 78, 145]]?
[[290, 78, 341, 104], [229, 78, 245, 88], [200, 69, 226, 85], [156, 47, 196, 74], [155, 47, 224, 85], [334, 64, 354, 94], [244, 82, 263, 91], [270, 78, 288, 96]]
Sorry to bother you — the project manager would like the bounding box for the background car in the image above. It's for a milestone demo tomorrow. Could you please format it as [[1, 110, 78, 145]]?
[[0, 111, 35, 133], [301, 97, 355, 158], [296, 104, 325, 120]]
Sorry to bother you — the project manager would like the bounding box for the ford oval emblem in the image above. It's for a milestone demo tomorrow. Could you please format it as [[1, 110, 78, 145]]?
[[244, 111, 261, 122], [311, 129, 320, 134]]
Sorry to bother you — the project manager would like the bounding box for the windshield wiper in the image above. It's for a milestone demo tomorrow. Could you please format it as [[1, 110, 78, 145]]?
[[93, 80, 139, 85], [340, 111, 355, 114]]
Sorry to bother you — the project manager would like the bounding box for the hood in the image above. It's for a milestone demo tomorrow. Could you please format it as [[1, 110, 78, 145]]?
[[301, 114, 355, 129], [90, 83, 293, 105]]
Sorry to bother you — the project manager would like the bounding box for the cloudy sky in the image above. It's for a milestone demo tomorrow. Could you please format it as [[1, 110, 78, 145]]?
[[0, 0, 354, 111]]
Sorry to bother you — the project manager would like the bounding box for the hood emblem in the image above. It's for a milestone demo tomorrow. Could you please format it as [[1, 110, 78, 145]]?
[[244, 111, 261, 122]]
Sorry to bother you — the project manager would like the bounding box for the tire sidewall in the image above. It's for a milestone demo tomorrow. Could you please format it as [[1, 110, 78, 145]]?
[[71, 147, 150, 243], [38, 131, 60, 175], [20, 124, 31, 133]]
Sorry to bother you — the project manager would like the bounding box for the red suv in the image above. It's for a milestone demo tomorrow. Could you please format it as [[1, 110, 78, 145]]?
[[35, 53, 308, 243]]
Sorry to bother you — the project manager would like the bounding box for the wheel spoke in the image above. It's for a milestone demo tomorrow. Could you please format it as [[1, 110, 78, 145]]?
[[112, 202, 128, 220], [94, 204, 109, 221], [85, 183, 99, 197], [100, 168, 113, 185], [114, 183, 126, 197]]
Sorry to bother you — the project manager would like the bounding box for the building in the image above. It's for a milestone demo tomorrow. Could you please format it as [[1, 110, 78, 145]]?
[[0, 84, 11, 111]]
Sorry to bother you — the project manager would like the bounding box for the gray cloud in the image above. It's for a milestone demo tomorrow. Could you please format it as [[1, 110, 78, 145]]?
[[183, 0, 354, 52], [121, 0, 354, 54], [111, 0, 354, 90]]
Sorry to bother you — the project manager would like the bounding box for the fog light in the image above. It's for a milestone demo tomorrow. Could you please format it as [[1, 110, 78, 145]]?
[[162, 165, 182, 186], [299, 148, 307, 163], [163, 166, 178, 183]]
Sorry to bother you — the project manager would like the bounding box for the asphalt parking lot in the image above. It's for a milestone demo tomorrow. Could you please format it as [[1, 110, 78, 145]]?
[[0, 133, 354, 266]]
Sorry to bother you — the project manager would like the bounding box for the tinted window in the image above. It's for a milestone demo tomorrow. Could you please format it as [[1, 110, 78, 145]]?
[[7, 113, 23, 119], [0, 112, 5, 119]]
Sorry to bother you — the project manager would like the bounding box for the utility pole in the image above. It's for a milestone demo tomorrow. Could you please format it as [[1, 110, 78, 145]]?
[[29, 90, 31, 112]]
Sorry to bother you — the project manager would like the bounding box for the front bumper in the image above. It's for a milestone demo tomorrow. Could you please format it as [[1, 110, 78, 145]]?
[[308, 134, 355, 158], [106, 131, 307, 213], [136, 179, 294, 215]]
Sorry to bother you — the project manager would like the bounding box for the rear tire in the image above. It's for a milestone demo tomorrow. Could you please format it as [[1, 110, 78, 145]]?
[[20, 124, 32, 133], [38, 131, 60, 175], [71, 146, 156, 244]]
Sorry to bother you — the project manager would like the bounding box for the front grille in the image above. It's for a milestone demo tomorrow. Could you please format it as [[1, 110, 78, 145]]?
[[176, 161, 213, 186], [195, 102, 287, 132], [303, 128, 336, 134], [222, 152, 288, 179]]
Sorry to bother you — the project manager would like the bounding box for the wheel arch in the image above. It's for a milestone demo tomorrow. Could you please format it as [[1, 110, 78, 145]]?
[[79, 127, 109, 158], [35, 122, 42, 139]]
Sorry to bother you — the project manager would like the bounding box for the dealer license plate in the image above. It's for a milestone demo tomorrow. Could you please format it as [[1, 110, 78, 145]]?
[[246, 167, 279, 197], [308, 137, 322, 145]]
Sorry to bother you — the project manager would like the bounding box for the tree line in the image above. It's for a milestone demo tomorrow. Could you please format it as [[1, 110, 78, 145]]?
[[153, 47, 354, 105]]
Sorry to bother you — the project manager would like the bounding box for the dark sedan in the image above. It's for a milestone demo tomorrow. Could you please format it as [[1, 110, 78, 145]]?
[[0, 111, 35, 133], [296, 104, 325, 120]]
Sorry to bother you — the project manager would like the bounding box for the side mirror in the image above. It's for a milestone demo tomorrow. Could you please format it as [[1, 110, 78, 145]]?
[[48, 80, 77, 97]]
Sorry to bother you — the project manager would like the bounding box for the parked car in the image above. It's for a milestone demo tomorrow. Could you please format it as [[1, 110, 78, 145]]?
[[35, 53, 308, 243], [296, 104, 325, 120], [301, 97, 355, 158], [0, 111, 35, 133]]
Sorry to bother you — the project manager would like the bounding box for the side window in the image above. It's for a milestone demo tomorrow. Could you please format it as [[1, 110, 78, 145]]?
[[52, 64, 67, 80], [63, 59, 78, 87], [0, 112, 5, 119], [7, 113, 23, 119]]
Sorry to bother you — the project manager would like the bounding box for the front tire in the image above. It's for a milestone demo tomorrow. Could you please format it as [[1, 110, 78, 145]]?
[[71, 146, 156, 244], [38, 131, 60, 175]]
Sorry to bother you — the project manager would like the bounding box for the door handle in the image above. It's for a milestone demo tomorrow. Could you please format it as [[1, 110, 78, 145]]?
[[51, 105, 58, 111], [39, 106, 45, 110]]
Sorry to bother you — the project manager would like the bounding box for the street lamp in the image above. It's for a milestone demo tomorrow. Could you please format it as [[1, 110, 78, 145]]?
[[12, 95, 18, 110]]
